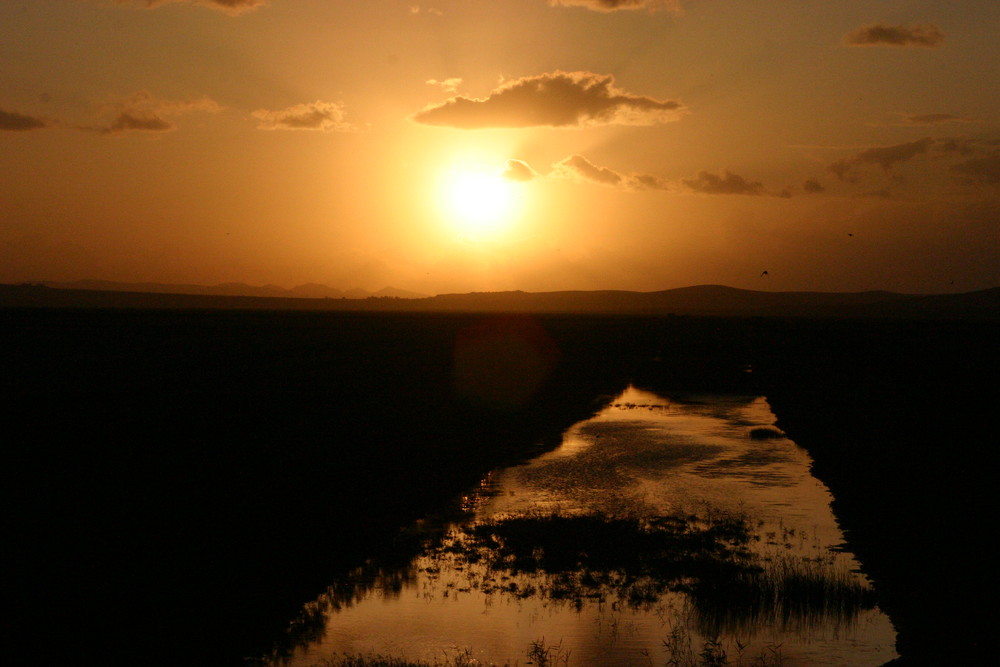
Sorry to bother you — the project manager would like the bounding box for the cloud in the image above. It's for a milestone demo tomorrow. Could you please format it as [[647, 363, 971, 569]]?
[[426, 78, 463, 94], [411, 71, 685, 129], [859, 188, 894, 199], [823, 137, 1000, 194], [551, 154, 670, 190], [549, 155, 773, 196], [844, 23, 944, 48], [548, 0, 679, 12], [107, 112, 173, 133], [120, 0, 267, 14], [802, 178, 825, 193], [252, 101, 357, 132], [892, 113, 976, 126], [502, 159, 541, 182], [682, 170, 765, 195], [951, 152, 1000, 185], [93, 91, 221, 135], [552, 155, 624, 186], [829, 137, 936, 181], [410, 5, 443, 15], [630, 173, 670, 190], [934, 137, 976, 156], [0, 109, 48, 131]]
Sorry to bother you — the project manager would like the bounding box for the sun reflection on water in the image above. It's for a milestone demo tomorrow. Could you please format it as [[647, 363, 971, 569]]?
[[264, 386, 897, 667]]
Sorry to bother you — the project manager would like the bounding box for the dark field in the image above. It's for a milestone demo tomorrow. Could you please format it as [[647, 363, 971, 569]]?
[[2, 308, 995, 666]]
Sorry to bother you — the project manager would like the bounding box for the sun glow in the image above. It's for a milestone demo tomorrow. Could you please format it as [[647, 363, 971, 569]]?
[[441, 166, 520, 240]]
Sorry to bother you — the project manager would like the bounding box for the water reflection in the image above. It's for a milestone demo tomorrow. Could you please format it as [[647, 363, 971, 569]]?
[[263, 387, 897, 667]]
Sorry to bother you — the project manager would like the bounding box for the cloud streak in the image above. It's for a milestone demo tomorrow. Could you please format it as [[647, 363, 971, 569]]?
[[120, 0, 267, 14], [551, 155, 671, 190], [252, 101, 357, 132], [892, 113, 975, 127], [829, 137, 936, 181], [844, 23, 944, 48], [548, 0, 679, 12], [91, 91, 221, 135], [426, 78, 463, 94], [553, 155, 624, 186], [0, 109, 49, 131], [411, 71, 685, 129], [682, 170, 765, 195], [502, 159, 542, 182], [951, 152, 1000, 186], [552, 155, 777, 195], [823, 137, 1000, 194]]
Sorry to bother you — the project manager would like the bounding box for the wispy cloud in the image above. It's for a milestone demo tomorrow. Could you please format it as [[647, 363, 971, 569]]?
[[552, 155, 776, 195], [411, 71, 685, 129], [890, 113, 976, 127], [548, 0, 679, 13], [91, 91, 221, 135], [252, 101, 358, 132], [502, 159, 542, 182], [824, 137, 1000, 194], [802, 178, 825, 193], [829, 137, 936, 181], [119, 0, 267, 14], [951, 152, 1000, 185], [551, 155, 673, 190], [0, 109, 49, 131], [426, 78, 463, 94], [106, 113, 173, 133], [553, 154, 625, 186], [844, 23, 944, 48], [682, 170, 765, 195]]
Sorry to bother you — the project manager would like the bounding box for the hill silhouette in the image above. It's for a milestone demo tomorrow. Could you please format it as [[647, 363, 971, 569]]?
[[36, 279, 427, 300], [1, 282, 997, 319]]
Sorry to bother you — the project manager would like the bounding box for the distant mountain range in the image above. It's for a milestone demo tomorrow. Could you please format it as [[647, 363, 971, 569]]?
[[36, 280, 429, 300], [2, 282, 998, 319]]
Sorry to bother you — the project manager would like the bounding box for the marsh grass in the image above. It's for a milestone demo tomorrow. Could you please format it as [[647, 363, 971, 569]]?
[[690, 551, 876, 637], [661, 620, 786, 667], [316, 651, 484, 667], [269, 510, 875, 666], [426, 510, 756, 609], [313, 639, 565, 666]]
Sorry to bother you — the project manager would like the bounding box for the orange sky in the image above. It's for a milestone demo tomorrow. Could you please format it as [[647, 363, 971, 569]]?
[[2, 0, 998, 294]]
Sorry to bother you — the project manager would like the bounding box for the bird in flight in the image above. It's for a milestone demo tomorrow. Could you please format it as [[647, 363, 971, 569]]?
[[760, 270, 769, 278]]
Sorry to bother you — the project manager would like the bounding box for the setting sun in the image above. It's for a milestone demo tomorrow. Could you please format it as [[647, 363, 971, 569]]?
[[441, 167, 520, 240]]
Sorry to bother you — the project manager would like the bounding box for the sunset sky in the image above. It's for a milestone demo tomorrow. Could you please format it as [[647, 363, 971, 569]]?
[[2, 0, 998, 295]]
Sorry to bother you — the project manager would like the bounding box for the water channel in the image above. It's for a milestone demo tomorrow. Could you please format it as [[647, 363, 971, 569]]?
[[266, 387, 898, 666]]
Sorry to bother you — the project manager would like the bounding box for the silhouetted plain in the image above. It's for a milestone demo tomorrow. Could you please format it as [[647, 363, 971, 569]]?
[[2, 288, 996, 666]]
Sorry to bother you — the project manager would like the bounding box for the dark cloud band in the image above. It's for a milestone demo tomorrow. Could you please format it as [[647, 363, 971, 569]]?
[[0, 109, 48, 131], [683, 170, 765, 195], [845, 24, 944, 48], [549, 0, 677, 12], [124, 0, 267, 14]]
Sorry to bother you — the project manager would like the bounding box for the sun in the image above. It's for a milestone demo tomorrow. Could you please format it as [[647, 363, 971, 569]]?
[[441, 166, 520, 240]]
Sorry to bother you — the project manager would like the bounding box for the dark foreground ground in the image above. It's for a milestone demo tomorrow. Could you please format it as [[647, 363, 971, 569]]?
[[2, 308, 995, 666]]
